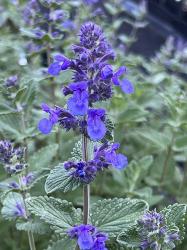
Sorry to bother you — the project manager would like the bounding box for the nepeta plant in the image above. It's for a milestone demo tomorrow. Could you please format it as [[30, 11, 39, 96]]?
[[18, 21, 185, 250]]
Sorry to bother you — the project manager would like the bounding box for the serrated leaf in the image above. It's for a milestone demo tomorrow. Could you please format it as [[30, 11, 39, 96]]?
[[90, 198, 148, 236], [28, 144, 59, 170], [16, 219, 50, 235], [161, 203, 186, 233], [26, 196, 82, 235], [70, 139, 82, 161], [117, 226, 140, 249], [1, 192, 25, 220], [45, 163, 81, 193], [103, 118, 114, 141]]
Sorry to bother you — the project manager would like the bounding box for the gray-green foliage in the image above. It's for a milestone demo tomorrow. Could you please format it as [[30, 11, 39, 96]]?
[[0, 0, 187, 249], [45, 163, 81, 193], [26, 196, 82, 235], [117, 204, 187, 250], [90, 198, 148, 236]]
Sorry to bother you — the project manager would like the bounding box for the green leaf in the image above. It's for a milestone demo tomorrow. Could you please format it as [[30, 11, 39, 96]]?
[[104, 3, 118, 15], [90, 198, 148, 236], [45, 163, 81, 193], [174, 135, 187, 151], [16, 219, 50, 235], [46, 237, 76, 250], [161, 203, 186, 236], [103, 118, 114, 141], [117, 226, 140, 249], [106, 241, 127, 250], [28, 144, 59, 170], [112, 155, 153, 192], [0, 111, 22, 138], [70, 139, 82, 161], [1, 192, 25, 220], [136, 128, 170, 151], [26, 169, 50, 190], [26, 196, 82, 235], [14, 81, 36, 106]]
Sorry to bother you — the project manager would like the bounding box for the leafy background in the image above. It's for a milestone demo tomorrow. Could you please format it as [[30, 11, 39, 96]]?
[[0, 0, 187, 249]]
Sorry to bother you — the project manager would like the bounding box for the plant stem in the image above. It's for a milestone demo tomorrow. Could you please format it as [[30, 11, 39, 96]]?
[[27, 231, 36, 250], [82, 134, 90, 224], [18, 176, 36, 250], [160, 135, 174, 183]]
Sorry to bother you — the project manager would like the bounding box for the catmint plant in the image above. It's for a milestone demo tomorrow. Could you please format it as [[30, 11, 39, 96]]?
[[19, 22, 186, 250], [36, 22, 134, 249]]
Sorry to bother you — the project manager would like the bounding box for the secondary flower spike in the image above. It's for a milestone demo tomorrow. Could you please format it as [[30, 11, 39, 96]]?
[[138, 210, 180, 249], [64, 142, 128, 184]]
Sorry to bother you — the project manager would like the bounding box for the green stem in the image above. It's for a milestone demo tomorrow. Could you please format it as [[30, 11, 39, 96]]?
[[179, 163, 187, 193], [27, 231, 36, 250], [160, 135, 174, 183], [18, 176, 36, 250], [82, 135, 90, 224]]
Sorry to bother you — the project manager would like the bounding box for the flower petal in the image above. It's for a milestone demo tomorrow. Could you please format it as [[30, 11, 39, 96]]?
[[120, 79, 134, 94], [38, 118, 53, 134], [48, 62, 61, 76], [78, 231, 94, 249], [114, 154, 128, 169], [67, 97, 88, 116], [87, 120, 106, 141]]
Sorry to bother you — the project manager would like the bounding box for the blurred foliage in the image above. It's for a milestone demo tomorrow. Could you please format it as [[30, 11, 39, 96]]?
[[0, 0, 187, 249]]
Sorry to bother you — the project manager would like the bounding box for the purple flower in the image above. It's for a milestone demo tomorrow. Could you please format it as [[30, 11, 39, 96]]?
[[38, 103, 60, 134], [5, 75, 18, 87], [104, 143, 128, 169], [49, 10, 64, 22], [0, 140, 27, 175], [112, 66, 126, 86], [20, 172, 34, 187], [83, 0, 99, 5], [101, 65, 113, 80], [0, 140, 13, 165], [48, 54, 71, 76], [94, 142, 128, 170], [14, 202, 26, 218], [67, 82, 88, 116], [138, 210, 164, 231], [64, 161, 97, 184], [8, 181, 20, 189], [138, 210, 180, 249], [93, 233, 108, 250], [166, 232, 180, 242], [68, 224, 108, 250], [112, 66, 134, 94], [38, 104, 79, 134], [87, 109, 106, 141], [62, 20, 76, 30], [33, 28, 46, 39], [121, 79, 134, 94]]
